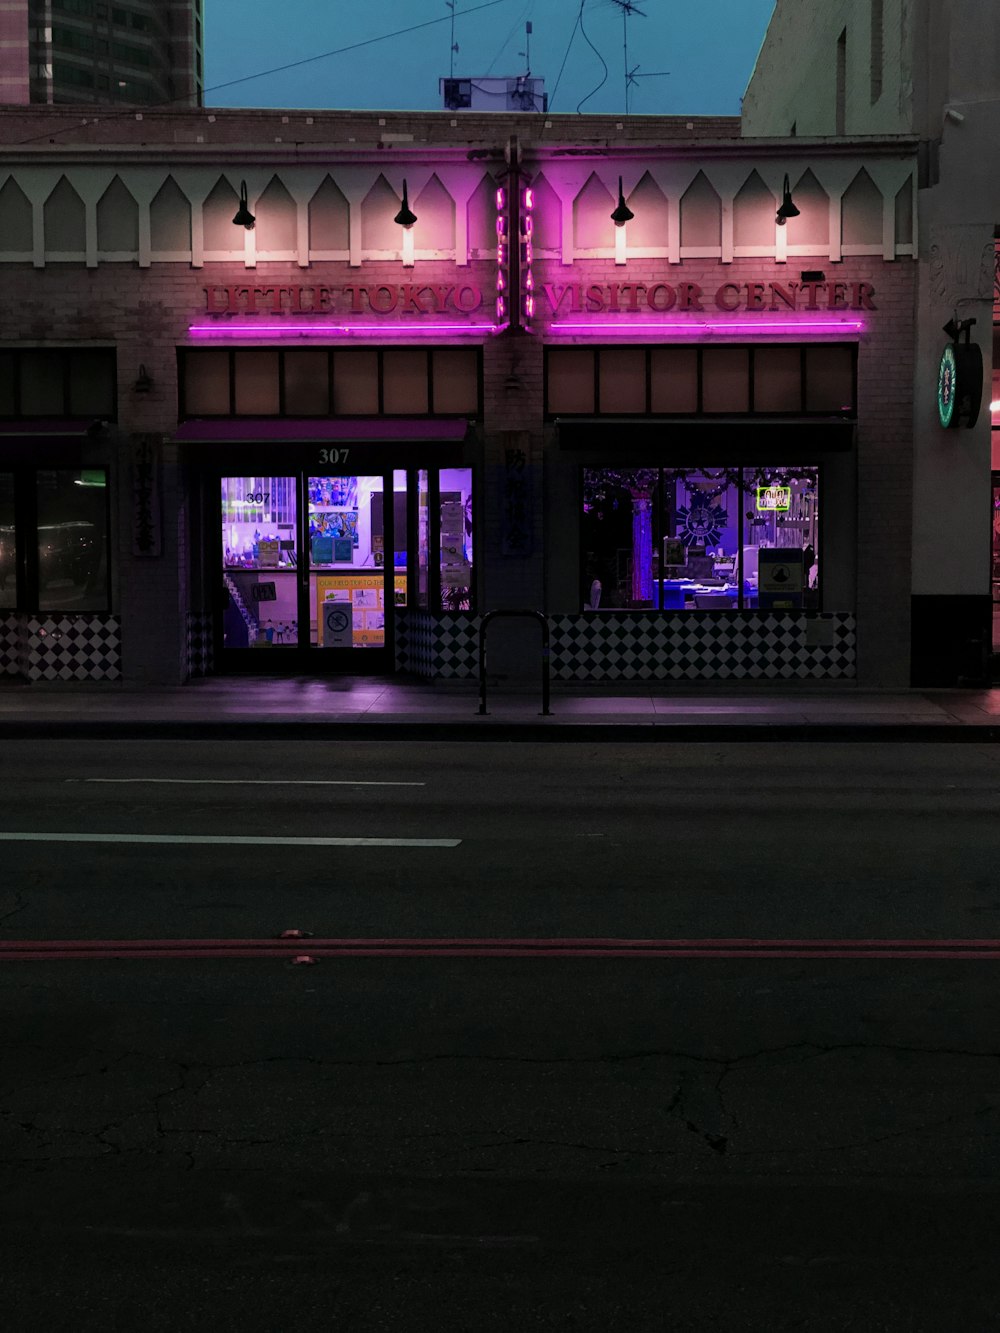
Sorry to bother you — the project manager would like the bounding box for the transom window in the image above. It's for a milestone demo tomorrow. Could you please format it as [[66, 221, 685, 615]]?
[[546, 344, 856, 417], [179, 346, 483, 418]]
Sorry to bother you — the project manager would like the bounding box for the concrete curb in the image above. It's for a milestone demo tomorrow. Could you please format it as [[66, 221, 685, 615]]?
[[1, 720, 998, 742]]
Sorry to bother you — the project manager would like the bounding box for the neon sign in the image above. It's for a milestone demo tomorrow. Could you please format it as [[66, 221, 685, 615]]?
[[189, 323, 499, 338], [521, 184, 534, 326], [552, 320, 864, 336], [756, 485, 792, 512], [495, 185, 509, 328]]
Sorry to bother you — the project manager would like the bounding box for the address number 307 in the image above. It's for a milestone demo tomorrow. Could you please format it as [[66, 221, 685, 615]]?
[[318, 448, 350, 465]]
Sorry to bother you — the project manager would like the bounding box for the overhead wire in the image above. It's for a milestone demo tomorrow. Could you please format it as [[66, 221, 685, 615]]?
[[576, 0, 609, 113], [549, 0, 585, 111], [8, 0, 519, 148]]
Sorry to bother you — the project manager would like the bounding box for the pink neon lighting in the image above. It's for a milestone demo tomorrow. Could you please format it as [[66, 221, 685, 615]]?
[[524, 187, 534, 209], [551, 319, 865, 335], [189, 323, 499, 337]]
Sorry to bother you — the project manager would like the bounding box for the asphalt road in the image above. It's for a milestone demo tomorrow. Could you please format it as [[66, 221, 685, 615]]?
[[2, 740, 1000, 1331]]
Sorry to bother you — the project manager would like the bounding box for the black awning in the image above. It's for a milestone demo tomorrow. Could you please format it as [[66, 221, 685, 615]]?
[[556, 418, 855, 455]]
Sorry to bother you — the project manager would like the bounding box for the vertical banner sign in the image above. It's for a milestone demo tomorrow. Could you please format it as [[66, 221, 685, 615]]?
[[521, 183, 534, 327], [495, 182, 508, 327], [131, 434, 162, 557], [500, 431, 532, 556]]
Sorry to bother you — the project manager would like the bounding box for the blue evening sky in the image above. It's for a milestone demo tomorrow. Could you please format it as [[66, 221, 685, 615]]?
[[204, 0, 777, 117]]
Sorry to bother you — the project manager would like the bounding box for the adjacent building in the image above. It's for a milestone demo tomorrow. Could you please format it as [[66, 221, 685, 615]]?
[[0, 0, 203, 107], [744, 0, 1000, 683]]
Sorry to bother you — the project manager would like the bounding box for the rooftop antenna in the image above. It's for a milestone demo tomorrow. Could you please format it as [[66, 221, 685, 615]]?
[[518, 19, 533, 76], [446, 0, 459, 80], [609, 0, 646, 114]]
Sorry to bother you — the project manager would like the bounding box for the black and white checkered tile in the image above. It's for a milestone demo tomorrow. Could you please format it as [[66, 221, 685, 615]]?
[[185, 612, 214, 679], [549, 612, 856, 680], [396, 612, 480, 679], [0, 614, 19, 676], [22, 616, 122, 681]]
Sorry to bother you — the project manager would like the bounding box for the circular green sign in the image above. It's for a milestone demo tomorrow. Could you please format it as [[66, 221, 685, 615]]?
[[938, 344, 957, 428]]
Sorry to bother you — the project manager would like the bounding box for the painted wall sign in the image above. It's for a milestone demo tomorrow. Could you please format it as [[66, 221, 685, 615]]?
[[203, 284, 483, 316]]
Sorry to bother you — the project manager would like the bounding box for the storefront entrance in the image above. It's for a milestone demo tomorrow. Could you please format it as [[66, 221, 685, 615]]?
[[217, 469, 405, 672]]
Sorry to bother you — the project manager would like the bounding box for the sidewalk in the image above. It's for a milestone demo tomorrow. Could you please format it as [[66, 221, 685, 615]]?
[[1, 676, 999, 739]]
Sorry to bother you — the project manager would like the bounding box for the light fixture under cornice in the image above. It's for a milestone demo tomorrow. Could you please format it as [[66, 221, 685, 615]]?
[[610, 175, 634, 227], [232, 180, 255, 229], [393, 179, 418, 229]]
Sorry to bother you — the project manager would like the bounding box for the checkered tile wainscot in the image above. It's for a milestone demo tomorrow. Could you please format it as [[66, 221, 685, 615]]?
[[397, 611, 855, 681], [550, 612, 856, 680], [1, 615, 122, 680]]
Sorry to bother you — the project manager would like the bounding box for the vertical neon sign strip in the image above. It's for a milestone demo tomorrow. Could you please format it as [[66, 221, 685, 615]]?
[[522, 185, 534, 327], [495, 185, 509, 330]]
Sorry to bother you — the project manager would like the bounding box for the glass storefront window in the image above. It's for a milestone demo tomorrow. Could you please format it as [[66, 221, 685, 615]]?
[[36, 469, 109, 611], [417, 468, 430, 610], [583, 465, 819, 611], [221, 476, 298, 648], [0, 472, 15, 608], [439, 468, 473, 611]]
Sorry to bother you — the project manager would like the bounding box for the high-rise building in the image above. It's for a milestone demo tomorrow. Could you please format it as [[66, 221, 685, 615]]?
[[0, 0, 203, 107]]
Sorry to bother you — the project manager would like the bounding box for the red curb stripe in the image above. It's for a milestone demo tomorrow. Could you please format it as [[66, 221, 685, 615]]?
[[1, 938, 1000, 961]]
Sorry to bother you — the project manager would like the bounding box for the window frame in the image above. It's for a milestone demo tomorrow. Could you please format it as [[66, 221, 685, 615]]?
[[579, 463, 822, 614], [2, 464, 112, 613], [544, 343, 857, 420], [0, 347, 118, 421], [178, 346, 484, 420]]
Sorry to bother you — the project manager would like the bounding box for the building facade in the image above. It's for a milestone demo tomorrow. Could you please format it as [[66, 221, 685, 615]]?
[[0, 0, 203, 107], [744, 0, 1000, 684], [0, 107, 918, 687]]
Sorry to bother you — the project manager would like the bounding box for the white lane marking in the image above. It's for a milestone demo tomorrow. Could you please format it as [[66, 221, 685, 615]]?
[[66, 778, 426, 787], [0, 833, 460, 847]]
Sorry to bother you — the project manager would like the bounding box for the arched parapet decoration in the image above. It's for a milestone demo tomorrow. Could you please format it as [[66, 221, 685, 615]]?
[[254, 174, 298, 259], [360, 173, 404, 254], [733, 170, 776, 254], [43, 175, 86, 262], [467, 173, 497, 258], [149, 175, 193, 260], [0, 176, 33, 260], [573, 171, 616, 252], [782, 168, 830, 256], [679, 171, 722, 257], [308, 174, 350, 258], [201, 175, 245, 261], [96, 175, 139, 259], [528, 172, 561, 256], [623, 171, 669, 253], [841, 167, 884, 253], [413, 173, 456, 256]]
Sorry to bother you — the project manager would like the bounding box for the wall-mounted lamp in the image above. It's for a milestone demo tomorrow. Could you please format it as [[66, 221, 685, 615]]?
[[232, 181, 255, 230], [393, 179, 418, 229], [775, 174, 800, 226], [133, 364, 153, 393], [610, 176, 634, 227]]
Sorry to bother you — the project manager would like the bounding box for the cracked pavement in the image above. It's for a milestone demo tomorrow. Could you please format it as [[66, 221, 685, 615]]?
[[2, 739, 1000, 1329]]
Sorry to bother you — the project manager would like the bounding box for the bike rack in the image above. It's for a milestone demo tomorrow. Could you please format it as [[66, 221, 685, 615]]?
[[477, 609, 551, 716]]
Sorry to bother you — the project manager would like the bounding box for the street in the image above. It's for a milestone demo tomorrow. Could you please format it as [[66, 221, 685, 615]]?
[[2, 739, 1000, 1330]]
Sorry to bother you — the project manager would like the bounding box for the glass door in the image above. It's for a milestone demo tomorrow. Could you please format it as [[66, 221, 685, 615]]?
[[221, 476, 300, 650], [217, 469, 417, 672], [307, 473, 393, 665]]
